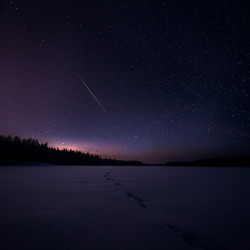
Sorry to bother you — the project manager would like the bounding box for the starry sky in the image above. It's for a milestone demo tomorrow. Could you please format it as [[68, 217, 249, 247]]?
[[0, 0, 249, 164]]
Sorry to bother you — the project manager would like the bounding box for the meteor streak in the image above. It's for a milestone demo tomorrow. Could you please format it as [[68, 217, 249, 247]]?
[[77, 74, 107, 114]]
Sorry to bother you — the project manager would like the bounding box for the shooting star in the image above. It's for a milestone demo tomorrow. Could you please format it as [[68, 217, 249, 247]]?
[[77, 74, 108, 114]]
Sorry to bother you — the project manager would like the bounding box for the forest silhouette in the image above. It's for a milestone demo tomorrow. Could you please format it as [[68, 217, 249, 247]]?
[[0, 135, 142, 166], [165, 156, 250, 167], [1, 135, 249, 167]]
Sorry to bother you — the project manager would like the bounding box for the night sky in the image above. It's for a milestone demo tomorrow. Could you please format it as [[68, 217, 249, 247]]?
[[1, 0, 249, 163]]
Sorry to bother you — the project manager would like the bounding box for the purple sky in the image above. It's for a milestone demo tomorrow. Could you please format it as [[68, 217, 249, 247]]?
[[1, 0, 249, 163]]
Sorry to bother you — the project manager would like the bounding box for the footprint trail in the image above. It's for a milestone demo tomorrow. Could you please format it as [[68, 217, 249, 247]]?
[[103, 169, 146, 208]]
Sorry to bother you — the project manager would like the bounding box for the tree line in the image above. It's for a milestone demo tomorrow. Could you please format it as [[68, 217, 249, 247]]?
[[0, 135, 142, 166], [165, 155, 250, 167]]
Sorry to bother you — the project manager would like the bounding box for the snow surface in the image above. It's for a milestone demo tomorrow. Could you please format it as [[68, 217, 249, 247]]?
[[0, 166, 250, 249]]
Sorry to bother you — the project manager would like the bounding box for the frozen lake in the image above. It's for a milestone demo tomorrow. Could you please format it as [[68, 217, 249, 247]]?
[[0, 166, 250, 249]]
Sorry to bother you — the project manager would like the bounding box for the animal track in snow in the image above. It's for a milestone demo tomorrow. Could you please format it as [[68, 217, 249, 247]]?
[[125, 192, 146, 208], [103, 170, 146, 208], [160, 223, 225, 250]]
